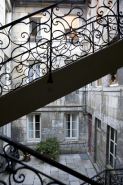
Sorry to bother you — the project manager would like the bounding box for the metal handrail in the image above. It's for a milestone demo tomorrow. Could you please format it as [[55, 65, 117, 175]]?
[[0, 134, 100, 185], [0, 0, 66, 31]]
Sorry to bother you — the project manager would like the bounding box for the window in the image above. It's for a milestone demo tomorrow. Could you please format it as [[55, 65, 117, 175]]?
[[28, 61, 41, 82], [5, 6, 9, 25], [65, 114, 78, 139], [65, 28, 79, 43], [1, 55, 10, 90], [107, 126, 117, 167], [27, 114, 41, 140], [3, 123, 11, 137], [65, 15, 78, 43], [110, 73, 118, 85], [96, 118, 101, 129], [97, 78, 102, 86], [29, 15, 42, 41]]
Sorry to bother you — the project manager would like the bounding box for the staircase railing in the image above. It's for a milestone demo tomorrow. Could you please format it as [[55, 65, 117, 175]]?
[[81, 167, 123, 185], [0, 0, 123, 96], [0, 134, 101, 185]]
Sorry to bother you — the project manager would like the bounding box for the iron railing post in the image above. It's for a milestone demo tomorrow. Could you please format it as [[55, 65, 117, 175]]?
[[117, 0, 120, 40], [107, 16, 110, 44], [92, 22, 95, 54], [47, 7, 53, 83]]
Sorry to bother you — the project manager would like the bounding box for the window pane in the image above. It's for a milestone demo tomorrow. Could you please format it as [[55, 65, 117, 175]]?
[[72, 130, 77, 137], [66, 130, 70, 137], [115, 131, 117, 143], [35, 115, 40, 122], [29, 67, 34, 82], [35, 131, 40, 138], [35, 64, 40, 79], [4, 125, 7, 135], [72, 114, 77, 121], [98, 120, 101, 129], [110, 154, 113, 166], [29, 122, 33, 130], [66, 122, 70, 129], [29, 115, 33, 122], [110, 141, 114, 154], [29, 131, 33, 138], [111, 128, 114, 140], [115, 145, 117, 157], [72, 122, 77, 129], [35, 123, 40, 130], [66, 114, 70, 122]]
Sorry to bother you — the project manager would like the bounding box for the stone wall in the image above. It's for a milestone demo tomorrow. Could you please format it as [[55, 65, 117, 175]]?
[[87, 68, 123, 170], [11, 90, 89, 154]]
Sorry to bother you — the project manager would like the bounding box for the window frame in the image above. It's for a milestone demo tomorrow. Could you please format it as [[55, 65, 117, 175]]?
[[108, 126, 117, 167], [97, 78, 102, 86], [65, 113, 79, 140], [110, 73, 118, 85], [27, 114, 41, 141], [3, 123, 11, 137], [29, 15, 42, 41]]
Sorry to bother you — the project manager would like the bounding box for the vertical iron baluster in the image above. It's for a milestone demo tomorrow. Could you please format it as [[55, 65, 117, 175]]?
[[85, 85, 87, 113], [117, 0, 120, 40], [47, 7, 53, 83], [92, 22, 94, 54], [107, 16, 110, 44]]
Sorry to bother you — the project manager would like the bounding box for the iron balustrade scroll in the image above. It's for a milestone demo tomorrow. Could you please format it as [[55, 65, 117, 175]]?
[[81, 167, 123, 185], [0, 134, 101, 185], [0, 0, 123, 96]]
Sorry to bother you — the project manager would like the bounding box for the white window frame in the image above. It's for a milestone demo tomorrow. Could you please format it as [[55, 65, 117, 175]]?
[[27, 114, 41, 141], [3, 123, 11, 147], [65, 113, 79, 140], [3, 123, 11, 137], [108, 126, 117, 167]]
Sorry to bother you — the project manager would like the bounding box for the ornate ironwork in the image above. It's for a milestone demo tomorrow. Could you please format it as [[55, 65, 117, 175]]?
[[0, 0, 123, 96], [81, 167, 123, 185], [0, 134, 100, 185]]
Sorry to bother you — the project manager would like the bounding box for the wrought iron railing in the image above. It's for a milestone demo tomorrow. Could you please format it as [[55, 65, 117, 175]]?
[[82, 167, 123, 185], [0, 0, 123, 96], [0, 134, 101, 185]]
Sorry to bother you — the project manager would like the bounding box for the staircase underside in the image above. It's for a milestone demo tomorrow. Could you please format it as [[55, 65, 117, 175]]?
[[0, 39, 123, 126]]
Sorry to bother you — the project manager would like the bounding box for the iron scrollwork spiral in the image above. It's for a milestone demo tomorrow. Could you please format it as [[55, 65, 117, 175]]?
[[0, 143, 65, 185], [0, 0, 122, 96]]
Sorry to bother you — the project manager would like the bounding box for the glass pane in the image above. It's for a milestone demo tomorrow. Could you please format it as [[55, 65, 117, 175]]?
[[66, 122, 70, 129], [72, 130, 77, 137], [35, 131, 40, 138], [29, 67, 34, 82], [72, 114, 77, 121], [115, 144, 117, 157], [115, 131, 117, 143], [66, 114, 70, 122], [29, 122, 33, 130], [35, 115, 40, 122], [4, 125, 7, 135], [110, 154, 113, 166], [29, 115, 33, 122], [72, 122, 77, 129], [35, 123, 40, 130], [110, 141, 114, 154], [66, 130, 70, 137], [111, 128, 114, 140], [35, 64, 40, 79], [29, 131, 33, 138], [98, 120, 101, 129]]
